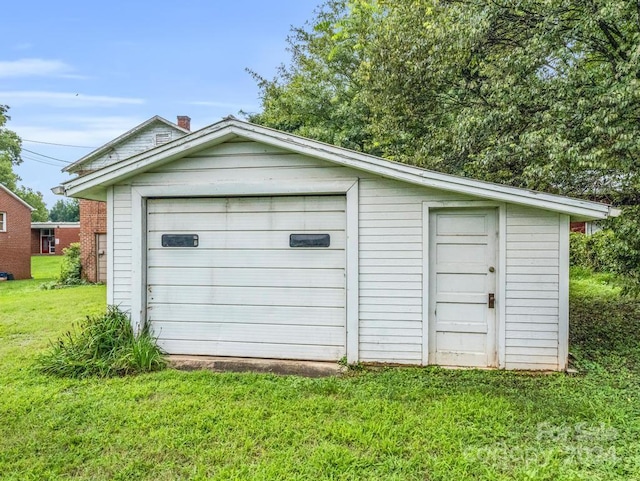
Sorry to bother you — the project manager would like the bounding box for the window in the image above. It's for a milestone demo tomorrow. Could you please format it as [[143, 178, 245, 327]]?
[[0, 212, 5, 232]]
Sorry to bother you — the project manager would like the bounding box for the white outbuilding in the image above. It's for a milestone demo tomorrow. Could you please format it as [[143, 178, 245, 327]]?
[[59, 118, 617, 370]]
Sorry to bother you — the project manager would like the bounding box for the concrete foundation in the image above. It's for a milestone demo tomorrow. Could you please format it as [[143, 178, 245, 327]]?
[[168, 355, 344, 378]]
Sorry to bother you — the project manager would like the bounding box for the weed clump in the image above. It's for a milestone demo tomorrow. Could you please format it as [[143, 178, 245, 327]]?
[[37, 306, 166, 378]]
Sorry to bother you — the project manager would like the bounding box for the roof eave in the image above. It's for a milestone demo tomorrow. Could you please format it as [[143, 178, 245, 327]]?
[[60, 119, 616, 221]]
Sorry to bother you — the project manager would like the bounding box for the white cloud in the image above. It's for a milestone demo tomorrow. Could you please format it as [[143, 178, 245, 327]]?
[[0, 91, 145, 108], [0, 58, 74, 78], [14, 116, 147, 147]]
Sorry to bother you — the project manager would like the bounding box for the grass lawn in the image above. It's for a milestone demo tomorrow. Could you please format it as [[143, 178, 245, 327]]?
[[0, 258, 639, 479]]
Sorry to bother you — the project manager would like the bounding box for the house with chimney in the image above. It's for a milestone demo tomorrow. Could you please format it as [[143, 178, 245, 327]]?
[[62, 115, 191, 282]]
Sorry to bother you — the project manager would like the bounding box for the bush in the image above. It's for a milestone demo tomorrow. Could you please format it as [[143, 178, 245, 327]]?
[[570, 207, 640, 295], [58, 242, 84, 286], [36, 306, 166, 378], [569, 230, 619, 272]]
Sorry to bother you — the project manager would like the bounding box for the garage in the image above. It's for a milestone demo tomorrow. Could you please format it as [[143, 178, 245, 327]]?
[[61, 117, 618, 370], [146, 195, 347, 361]]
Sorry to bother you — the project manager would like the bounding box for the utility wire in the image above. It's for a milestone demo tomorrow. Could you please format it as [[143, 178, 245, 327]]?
[[22, 138, 96, 149], [21, 154, 67, 167], [21, 148, 72, 164]]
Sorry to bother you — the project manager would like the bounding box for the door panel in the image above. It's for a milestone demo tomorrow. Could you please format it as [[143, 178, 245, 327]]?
[[429, 209, 497, 367], [146, 196, 347, 361]]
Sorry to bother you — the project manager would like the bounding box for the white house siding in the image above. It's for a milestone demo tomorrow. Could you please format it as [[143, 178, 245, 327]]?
[[112, 184, 132, 311], [504, 206, 561, 370], [358, 180, 473, 364], [83, 123, 187, 172], [108, 138, 565, 367]]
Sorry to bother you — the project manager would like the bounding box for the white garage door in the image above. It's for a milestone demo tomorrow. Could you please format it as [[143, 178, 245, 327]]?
[[146, 196, 346, 361]]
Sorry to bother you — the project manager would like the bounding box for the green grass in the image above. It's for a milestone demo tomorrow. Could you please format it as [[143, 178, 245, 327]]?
[[0, 258, 639, 479], [33, 254, 65, 279]]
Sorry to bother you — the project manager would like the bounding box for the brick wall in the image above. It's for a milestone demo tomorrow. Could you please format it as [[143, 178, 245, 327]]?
[[79, 199, 107, 282], [0, 191, 32, 280], [30, 229, 41, 254], [56, 226, 80, 254]]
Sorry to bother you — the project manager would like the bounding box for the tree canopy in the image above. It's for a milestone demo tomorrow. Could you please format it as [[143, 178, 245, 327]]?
[[249, 0, 640, 204], [0, 105, 48, 221], [49, 198, 80, 222]]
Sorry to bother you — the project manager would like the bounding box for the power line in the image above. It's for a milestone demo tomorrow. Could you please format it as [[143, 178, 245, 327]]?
[[21, 154, 66, 168], [22, 138, 96, 149], [21, 148, 72, 164]]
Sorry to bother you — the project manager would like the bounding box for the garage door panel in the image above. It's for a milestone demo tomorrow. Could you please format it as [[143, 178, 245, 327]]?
[[147, 249, 345, 269], [151, 321, 345, 346], [157, 339, 344, 362], [149, 304, 345, 327], [149, 285, 344, 308], [148, 195, 346, 214], [147, 230, 346, 250], [147, 195, 346, 361], [147, 210, 344, 231], [148, 267, 345, 289]]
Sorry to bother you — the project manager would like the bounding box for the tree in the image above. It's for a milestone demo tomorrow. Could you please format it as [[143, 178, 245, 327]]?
[[250, 0, 640, 204], [17, 187, 48, 222], [49, 198, 80, 222], [0, 105, 21, 191], [0, 105, 48, 221]]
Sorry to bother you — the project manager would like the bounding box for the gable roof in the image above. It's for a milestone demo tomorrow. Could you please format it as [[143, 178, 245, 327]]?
[[0, 184, 35, 211], [58, 117, 618, 220], [63, 115, 190, 174]]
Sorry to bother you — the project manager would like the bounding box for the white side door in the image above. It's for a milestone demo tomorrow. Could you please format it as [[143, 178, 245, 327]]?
[[429, 209, 498, 367]]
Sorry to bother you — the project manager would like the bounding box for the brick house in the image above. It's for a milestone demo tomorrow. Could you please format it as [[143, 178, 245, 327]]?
[[61, 116, 191, 282], [31, 222, 80, 255], [0, 184, 34, 280]]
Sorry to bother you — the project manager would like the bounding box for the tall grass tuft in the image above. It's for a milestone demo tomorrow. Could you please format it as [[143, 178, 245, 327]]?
[[36, 306, 166, 378]]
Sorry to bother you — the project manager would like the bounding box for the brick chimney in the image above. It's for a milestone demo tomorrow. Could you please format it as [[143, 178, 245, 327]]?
[[177, 115, 191, 131]]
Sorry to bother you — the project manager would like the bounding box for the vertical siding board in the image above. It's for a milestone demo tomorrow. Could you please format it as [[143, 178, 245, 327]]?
[[505, 206, 561, 369]]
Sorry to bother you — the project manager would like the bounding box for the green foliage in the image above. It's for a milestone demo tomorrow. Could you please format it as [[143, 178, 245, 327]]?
[[0, 105, 21, 167], [251, 0, 640, 203], [0, 105, 48, 220], [36, 306, 166, 378], [570, 277, 640, 374], [604, 206, 640, 294], [57, 242, 84, 286], [15, 185, 48, 221], [49, 198, 79, 222], [570, 207, 640, 294], [570, 230, 619, 272]]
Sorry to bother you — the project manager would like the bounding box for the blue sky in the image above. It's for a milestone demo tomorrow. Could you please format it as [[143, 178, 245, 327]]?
[[1, 1, 319, 207]]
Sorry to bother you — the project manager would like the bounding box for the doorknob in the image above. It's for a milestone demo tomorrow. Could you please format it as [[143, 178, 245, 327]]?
[[488, 293, 495, 308]]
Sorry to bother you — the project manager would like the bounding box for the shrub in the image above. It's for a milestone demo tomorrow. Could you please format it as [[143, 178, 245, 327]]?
[[58, 242, 84, 286], [569, 230, 618, 273], [570, 208, 640, 295], [36, 306, 166, 378]]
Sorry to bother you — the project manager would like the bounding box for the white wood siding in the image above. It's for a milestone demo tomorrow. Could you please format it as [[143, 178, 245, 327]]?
[[83, 123, 187, 172], [505, 206, 561, 370], [112, 185, 132, 311], [109, 138, 565, 367]]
